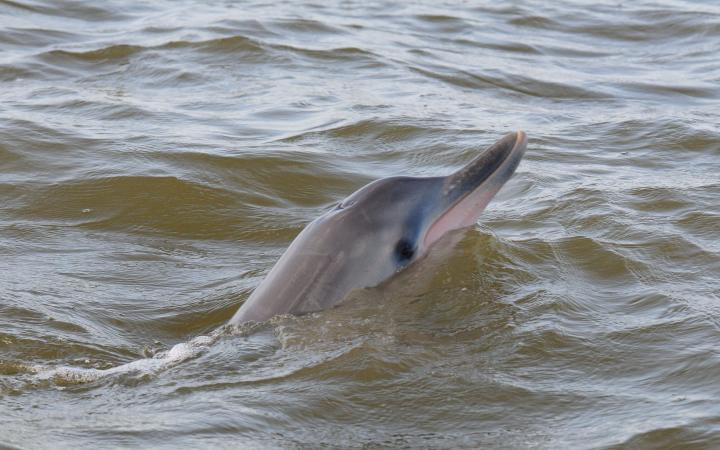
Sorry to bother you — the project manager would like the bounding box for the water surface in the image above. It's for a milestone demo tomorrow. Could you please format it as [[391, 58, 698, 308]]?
[[1, 0, 719, 448]]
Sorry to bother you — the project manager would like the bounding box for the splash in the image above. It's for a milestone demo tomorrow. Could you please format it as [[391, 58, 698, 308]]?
[[31, 326, 243, 385]]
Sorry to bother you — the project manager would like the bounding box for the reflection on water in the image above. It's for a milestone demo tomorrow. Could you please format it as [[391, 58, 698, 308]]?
[[1, 0, 719, 448]]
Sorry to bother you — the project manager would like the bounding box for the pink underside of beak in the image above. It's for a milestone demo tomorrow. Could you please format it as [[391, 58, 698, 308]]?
[[423, 180, 501, 248], [423, 131, 526, 249]]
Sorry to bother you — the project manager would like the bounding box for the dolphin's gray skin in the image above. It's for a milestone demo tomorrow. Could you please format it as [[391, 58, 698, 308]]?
[[229, 131, 527, 326]]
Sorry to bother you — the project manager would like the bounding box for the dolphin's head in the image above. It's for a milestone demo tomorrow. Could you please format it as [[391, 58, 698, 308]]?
[[229, 131, 527, 325], [327, 130, 527, 270]]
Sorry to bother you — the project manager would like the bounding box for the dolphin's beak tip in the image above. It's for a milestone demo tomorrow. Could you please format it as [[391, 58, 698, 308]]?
[[511, 130, 528, 153]]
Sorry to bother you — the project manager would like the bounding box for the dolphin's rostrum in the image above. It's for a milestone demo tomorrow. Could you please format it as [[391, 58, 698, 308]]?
[[229, 131, 527, 325]]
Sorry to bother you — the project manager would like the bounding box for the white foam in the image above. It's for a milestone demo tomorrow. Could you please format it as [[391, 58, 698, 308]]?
[[34, 331, 224, 385]]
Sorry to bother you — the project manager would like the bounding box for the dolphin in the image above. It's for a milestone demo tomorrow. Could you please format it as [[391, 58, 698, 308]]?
[[229, 131, 527, 326]]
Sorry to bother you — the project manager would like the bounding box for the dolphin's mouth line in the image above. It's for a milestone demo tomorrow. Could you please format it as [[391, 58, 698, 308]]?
[[422, 130, 527, 248], [446, 130, 526, 200]]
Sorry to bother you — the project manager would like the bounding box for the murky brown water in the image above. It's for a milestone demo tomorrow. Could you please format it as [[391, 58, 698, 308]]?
[[1, 0, 719, 448]]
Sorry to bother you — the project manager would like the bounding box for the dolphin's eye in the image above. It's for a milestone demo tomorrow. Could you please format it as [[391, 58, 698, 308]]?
[[394, 239, 415, 262]]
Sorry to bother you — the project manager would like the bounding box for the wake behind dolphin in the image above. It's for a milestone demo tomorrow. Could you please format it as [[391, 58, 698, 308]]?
[[230, 131, 527, 325]]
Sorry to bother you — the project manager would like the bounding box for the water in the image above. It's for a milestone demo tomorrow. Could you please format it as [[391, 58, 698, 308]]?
[[1, 0, 719, 448]]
